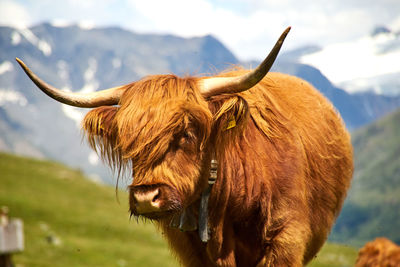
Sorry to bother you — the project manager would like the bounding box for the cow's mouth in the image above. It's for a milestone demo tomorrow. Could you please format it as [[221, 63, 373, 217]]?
[[131, 210, 177, 221], [135, 210, 177, 220]]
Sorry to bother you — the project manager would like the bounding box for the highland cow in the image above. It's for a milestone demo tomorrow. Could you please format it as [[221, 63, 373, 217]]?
[[16, 27, 353, 266], [356, 238, 400, 267]]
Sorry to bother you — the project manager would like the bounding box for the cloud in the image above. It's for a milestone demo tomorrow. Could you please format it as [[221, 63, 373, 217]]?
[[125, 0, 291, 59], [123, 0, 400, 60], [127, 0, 232, 36], [1, 0, 400, 60], [390, 16, 400, 29], [199, 0, 400, 59], [0, 0, 32, 28]]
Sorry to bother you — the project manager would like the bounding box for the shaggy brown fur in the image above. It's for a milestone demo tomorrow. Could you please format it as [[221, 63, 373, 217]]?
[[356, 238, 400, 267], [83, 70, 353, 266]]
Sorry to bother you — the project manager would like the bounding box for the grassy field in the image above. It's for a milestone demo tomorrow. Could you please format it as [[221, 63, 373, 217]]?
[[0, 152, 178, 267], [0, 152, 358, 266], [308, 243, 358, 267]]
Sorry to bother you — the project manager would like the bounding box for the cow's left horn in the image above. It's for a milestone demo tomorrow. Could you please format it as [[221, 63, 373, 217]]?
[[16, 58, 127, 108], [200, 27, 291, 97]]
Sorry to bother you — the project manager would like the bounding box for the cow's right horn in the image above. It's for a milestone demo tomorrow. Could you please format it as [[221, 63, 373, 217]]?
[[16, 58, 127, 108], [200, 27, 291, 97]]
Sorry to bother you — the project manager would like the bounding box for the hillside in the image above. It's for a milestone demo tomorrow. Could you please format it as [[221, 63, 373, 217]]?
[[331, 108, 400, 246], [0, 152, 357, 266], [0, 152, 178, 267]]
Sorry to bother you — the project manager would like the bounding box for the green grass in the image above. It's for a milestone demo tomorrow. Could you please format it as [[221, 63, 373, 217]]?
[[0, 152, 358, 266], [308, 243, 358, 267], [0, 152, 179, 267]]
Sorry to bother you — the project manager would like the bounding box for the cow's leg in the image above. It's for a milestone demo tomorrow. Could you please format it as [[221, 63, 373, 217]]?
[[257, 220, 310, 267], [206, 221, 236, 267]]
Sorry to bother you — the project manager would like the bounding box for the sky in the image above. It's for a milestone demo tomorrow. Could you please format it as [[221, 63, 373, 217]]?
[[1, 0, 400, 61]]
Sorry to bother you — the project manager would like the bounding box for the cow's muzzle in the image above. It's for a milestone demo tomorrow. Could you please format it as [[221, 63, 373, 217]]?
[[129, 184, 182, 220], [133, 188, 161, 214]]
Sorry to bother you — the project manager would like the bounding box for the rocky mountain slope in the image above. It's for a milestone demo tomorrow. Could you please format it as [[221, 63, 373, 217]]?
[[1, 22, 399, 182]]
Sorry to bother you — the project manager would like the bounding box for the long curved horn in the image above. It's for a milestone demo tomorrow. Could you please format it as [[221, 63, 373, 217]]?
[[16, 58, 127, 108], [200, 27, 291, 97]]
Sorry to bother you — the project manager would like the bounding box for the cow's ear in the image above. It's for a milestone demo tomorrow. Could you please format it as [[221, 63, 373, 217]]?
[[83, 106, 118, 138], [82, 106, 119, 161], [208, 95, 249, 147]]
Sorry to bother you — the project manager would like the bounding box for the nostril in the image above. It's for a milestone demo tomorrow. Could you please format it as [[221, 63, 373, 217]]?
[[152, 189, 160, 203]]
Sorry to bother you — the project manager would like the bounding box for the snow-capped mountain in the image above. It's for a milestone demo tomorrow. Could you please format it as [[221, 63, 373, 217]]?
[[0, 23, 238, 183], [1, 23, 400, 183], [301, 26, 400, 96]]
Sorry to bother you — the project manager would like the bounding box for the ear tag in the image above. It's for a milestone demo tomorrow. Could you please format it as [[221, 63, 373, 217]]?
[[226, 115, 236, 130]]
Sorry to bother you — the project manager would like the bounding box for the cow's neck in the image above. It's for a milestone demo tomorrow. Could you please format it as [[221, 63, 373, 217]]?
[[198, 157, 217, 242], [168, 154, 218, 242]]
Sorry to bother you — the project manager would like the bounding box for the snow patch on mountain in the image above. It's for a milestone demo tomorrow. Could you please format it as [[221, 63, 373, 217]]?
[[50, 20, 72, 28], [11, 31, 21, 45], [78, 21, 95, 30], [61, 105, 85, 128], [57, 60, 70, 82], [0, 61, 13, 75], [0, 89, 27, 106], [17, 28, 52, 56], [112, 57, 122, 69], [60, 58, 99, 127], [50, 20, 94, 30], [88, 151, 100, 166], [340, 72, 400, 96], [82, 58, 99, 93]]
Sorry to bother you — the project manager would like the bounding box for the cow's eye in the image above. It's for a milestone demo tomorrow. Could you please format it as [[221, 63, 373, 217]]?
[[182, 132, 190, 140], [180, 131, 195, 146]]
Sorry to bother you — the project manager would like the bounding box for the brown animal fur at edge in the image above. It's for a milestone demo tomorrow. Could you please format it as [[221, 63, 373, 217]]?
[[356, 238, 400, 267], [82, 70, 353, 266]]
